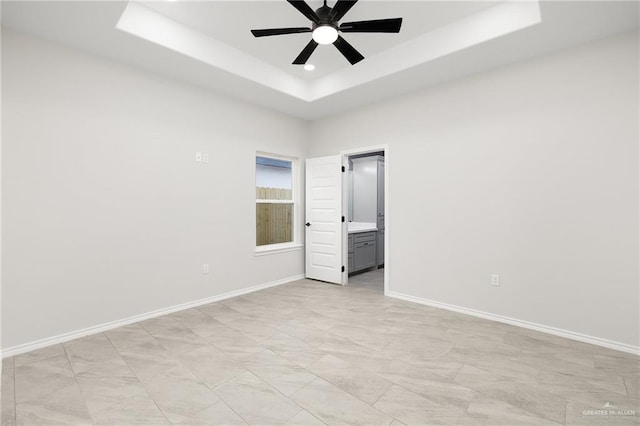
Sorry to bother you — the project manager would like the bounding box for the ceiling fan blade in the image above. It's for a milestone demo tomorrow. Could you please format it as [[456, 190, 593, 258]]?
[[286, 0, 320, 23], [329, 0, 358, 22], [251, 27, 312, 37], [293, 40, 319, 64], [333, 35, 364, 65], [339, 18, 403, 33]]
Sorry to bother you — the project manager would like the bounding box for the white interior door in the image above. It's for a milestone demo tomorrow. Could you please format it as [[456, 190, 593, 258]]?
[[305, 155, 344, 284]]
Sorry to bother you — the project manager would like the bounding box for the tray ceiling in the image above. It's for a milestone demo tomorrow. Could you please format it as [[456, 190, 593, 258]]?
[[2, 1, 638, 119]]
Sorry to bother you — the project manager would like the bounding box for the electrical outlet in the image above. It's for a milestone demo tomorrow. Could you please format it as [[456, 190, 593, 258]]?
[[195, 152, 202, 162], [491, 274, 500, 287], [203, 264, 209, 274], [202, 153, 209, 163]]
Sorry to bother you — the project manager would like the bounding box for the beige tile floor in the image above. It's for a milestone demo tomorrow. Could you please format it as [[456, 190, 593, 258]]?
[[1, 269, 639, 425]]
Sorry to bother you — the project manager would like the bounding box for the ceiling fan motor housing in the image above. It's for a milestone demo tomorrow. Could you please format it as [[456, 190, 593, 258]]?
[[312, 5, 335, 31]]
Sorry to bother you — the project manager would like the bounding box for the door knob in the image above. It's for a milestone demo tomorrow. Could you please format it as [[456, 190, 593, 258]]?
[[305, 222, 311, 227]]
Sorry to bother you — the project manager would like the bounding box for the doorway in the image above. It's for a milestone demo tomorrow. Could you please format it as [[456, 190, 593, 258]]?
[[304, 145, 388, 294], [341, 145, 388, 294]]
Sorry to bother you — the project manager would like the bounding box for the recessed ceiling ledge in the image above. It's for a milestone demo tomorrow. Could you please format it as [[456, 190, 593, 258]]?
[[116, 1, 312, 101], [117, 1, 541, 104], [307, 0, 542, 101]]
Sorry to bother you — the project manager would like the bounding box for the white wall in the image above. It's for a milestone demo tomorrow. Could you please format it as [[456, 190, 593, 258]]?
[[2, 27, 638, 354], [310, 32, 640, 350], [352, 157, 378, 223], [1, 29, 308, 351]]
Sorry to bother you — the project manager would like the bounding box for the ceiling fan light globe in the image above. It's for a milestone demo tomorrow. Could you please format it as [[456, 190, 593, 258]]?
[[312, 25, 338, 45]]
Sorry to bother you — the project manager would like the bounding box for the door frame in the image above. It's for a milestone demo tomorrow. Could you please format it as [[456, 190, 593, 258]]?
[[340, 144, 389, 295]]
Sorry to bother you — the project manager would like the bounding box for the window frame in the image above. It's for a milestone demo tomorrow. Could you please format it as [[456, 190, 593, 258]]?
[[254, 153, 302, 256]]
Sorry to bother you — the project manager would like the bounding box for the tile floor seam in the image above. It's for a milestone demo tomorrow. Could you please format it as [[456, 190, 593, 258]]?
[[208, 389, 266, 426], [623, 375, 631, 398], [182, 399, 234, 425], [369, 383, 393, 407], [60, 343, 96, 426], [13, 359, 17, 425], [544, 370, 629, 403], [305, 355, 394, 408], [137, 322, 166, 344], [563, 400, 571, 426], [211, 398, 250, 426], [389, 379, 469, 416], [213, 370, 303, 425], [459, 361, 576, 425], [290, 375, 395, 424], [102, 331, 173, 425], [311, 372, 388, 408], [16, 353, 63, 369], [288, 376, 319, 400], [248, 369, 308, 416], [305, 410, 330, 425], [203, 364, 248, 391], [10, 358, 16, 425]]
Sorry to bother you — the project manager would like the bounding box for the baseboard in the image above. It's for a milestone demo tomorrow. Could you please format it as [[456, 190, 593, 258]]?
[[2, 274, 305, 358], [386, 291, 640, 356]]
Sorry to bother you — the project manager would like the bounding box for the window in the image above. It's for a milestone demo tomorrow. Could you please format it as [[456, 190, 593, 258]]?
[[255, 155, 297, 250]]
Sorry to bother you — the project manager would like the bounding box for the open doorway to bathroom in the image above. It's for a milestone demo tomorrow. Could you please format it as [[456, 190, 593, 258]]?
[[342, 147, 387, 294]]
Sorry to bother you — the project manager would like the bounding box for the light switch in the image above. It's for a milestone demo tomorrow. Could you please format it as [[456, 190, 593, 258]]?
[[195, 152, 202, 162], [491, 274, 500, 287], [203, 153, 209, 163]]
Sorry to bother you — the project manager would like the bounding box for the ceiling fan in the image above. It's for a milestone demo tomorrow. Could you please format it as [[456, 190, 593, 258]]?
[[251, 0, 403, 66]]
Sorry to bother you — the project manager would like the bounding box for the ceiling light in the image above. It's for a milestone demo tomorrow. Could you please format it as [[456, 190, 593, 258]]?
[[312, 25, 338, 45], [304, 64, 316, 71]]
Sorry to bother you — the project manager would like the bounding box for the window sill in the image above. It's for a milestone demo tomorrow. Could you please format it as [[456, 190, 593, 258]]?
[[255, 243, 304, 257]]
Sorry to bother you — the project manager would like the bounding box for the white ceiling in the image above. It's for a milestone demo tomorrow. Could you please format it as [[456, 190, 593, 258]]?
[[141, 1, 499, 80], [2, 1, 638, 119]]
